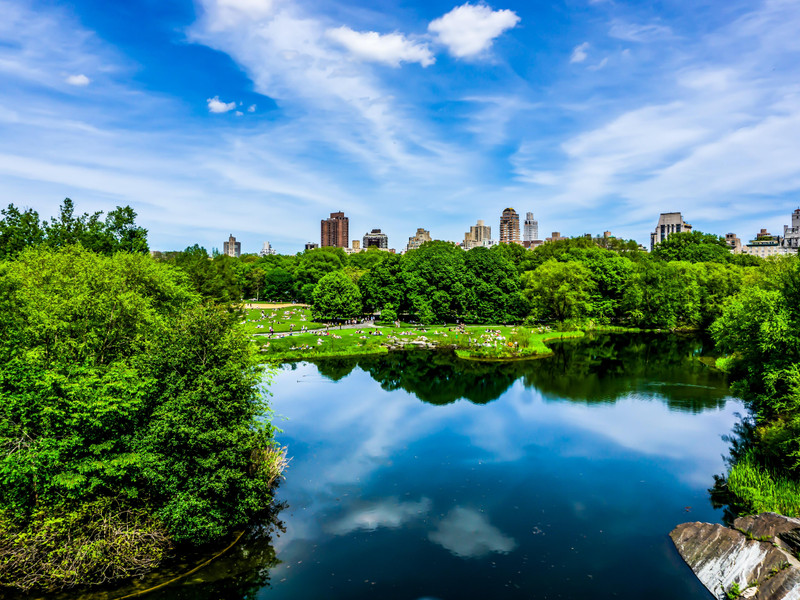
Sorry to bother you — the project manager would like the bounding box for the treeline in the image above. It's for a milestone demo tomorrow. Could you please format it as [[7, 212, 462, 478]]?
[[149, 228, 769, 329]]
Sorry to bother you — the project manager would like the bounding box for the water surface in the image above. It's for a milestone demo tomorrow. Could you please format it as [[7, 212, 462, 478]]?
[[148, 334, 741, 599]]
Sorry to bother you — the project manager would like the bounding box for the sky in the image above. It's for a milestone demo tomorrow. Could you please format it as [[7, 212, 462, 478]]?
[[1, 0, 799, 254]]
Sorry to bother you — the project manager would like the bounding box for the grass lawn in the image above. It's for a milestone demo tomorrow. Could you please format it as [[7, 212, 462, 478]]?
[[240, 306, 325, 335], [250, 322, 584, 362]]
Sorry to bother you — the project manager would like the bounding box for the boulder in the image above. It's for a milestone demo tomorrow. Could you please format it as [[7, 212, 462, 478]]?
[[671, 513, 800, 600]]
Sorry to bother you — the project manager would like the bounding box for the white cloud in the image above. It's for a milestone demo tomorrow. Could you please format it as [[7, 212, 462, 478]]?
[[428, 3, 520, 58], [608, 20, 673, 42], [570, 42, 589, 63], [65, 73, 90, 86], [326, 26, 434, 67], [247, 103, 256, 112], [201, 0, 276, 30], [207, 95, 237, 113], [326, 498, 431, 535], [428, 507, 517, 558]]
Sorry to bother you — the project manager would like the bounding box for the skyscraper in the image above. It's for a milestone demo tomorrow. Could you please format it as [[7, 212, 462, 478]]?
[[523, 212, 539, 243], [499, 208, 520, 244], [223, 234, 241, 258], [321, 211, 349, 248]]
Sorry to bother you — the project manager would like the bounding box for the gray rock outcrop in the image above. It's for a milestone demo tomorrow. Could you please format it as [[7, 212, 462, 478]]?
[[671, 513, 800, 599]]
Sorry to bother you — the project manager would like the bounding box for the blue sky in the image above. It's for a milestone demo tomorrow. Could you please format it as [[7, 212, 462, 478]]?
[[1, 0, 799, 253]]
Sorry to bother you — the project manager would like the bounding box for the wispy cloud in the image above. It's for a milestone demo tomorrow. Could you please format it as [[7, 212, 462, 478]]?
[[570, 42, 589, 63], [326, 26, 435, 67], [608, 20, 673, 42]]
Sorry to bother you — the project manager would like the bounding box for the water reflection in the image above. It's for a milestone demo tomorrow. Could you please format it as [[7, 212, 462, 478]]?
[[309, 332, 729, 410]]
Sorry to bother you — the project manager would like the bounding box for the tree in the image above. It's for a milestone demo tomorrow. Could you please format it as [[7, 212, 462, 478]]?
[[0, 204, 44, 259], [401, 241, 467, 323], [263, 268, 295, 301], [312, 271, 362, 320], [168, 245, 242, 303], [521, 260, 596, 322], [463, 247, 527, 323], [358, 253, 406, 314], [651, 230, 731, 263], [0, 246, 281, 589]]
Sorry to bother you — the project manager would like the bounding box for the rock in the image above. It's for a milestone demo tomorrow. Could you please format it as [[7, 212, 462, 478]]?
[[671, 513, 800, 600]]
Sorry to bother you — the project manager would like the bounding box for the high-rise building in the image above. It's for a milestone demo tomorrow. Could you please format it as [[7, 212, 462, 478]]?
[[650, 212, 692, 250], [523, 212, 539, 243], [223, 234, 241, 258], [260, 241, 277, 256], [321, 211, 349, 248], [363, 229, 389, 249], [500, 208, 521, 244], [464, 219, 492, 250], [406, 228, 432, 252], [782, 208, 800, 251]]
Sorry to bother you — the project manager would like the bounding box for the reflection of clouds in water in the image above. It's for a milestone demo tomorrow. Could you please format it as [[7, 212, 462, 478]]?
[[428, 507, 516, 558], [326, 498, 431, 535]]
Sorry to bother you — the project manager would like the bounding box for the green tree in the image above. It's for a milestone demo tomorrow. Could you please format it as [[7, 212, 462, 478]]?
[[0, 246, 281, 589], [0, 204, 44, 259], [358, 253, 407, 315], [401, 241, 467, 323], [463, 247, 527, 323], [312, 271, 362, 320], [263, 268, 295, 301], [652, 230, 731, 263], [522, 259, 596, 322]]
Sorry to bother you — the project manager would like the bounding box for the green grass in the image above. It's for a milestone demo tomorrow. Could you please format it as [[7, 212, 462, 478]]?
[[727, 449, 800, 517], [251, 323, 585, 362], [253, 327, 390, 361], [240, 306, 324, 335]]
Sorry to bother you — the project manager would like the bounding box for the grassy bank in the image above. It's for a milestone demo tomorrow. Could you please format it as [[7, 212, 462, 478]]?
[[726, 449, 800, 517], [252, 324, 585, 362]]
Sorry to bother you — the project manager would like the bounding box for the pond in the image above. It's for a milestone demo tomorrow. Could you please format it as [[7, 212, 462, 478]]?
[[84, 333, 745, 599]]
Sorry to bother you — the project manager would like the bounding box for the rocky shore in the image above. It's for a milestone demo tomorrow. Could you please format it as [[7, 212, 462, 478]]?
[[671, 513, 800, 599]]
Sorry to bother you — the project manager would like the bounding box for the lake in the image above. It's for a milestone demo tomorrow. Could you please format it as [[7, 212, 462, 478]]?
[[123, 334, 744, 599]]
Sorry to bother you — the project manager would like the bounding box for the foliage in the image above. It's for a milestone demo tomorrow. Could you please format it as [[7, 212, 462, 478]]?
[[402, 241, 468, 324], [0, 499, 171, 591], [0, 246, 280, 589], [522, 260, 596, 322], [0, 199, 148, 259], [652, 230, 731, 263], [312, 271, 362, 320]]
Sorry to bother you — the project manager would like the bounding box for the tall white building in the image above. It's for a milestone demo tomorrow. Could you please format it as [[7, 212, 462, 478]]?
[[650, 212, 692, 250], [523, 212, 539, 243], [260, 241, 277, 256]]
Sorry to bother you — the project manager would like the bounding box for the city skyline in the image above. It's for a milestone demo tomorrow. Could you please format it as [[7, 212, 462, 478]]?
[[1, 0, 800, 254]]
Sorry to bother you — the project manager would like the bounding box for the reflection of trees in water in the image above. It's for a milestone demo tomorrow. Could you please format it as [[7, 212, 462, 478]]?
[[311, 334, 730, 411], [145, 502, 286, 600], [526, 333, 730, 412], [357, 351, 524, 405]]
